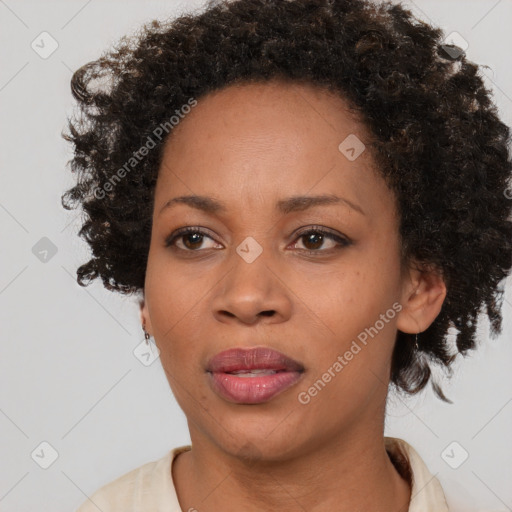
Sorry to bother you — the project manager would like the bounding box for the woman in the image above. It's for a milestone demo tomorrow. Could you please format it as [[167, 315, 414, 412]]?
[[62, 0, 512, 510]]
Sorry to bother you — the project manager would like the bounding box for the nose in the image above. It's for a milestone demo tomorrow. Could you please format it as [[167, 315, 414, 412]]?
[[211, 249, 292, 326]]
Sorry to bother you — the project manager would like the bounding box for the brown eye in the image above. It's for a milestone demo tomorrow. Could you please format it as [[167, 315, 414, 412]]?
[[181, 232, 205, 250], [300, 231, 330, 251], [165, 227, 221, 251], [291, 227, 351, 254]]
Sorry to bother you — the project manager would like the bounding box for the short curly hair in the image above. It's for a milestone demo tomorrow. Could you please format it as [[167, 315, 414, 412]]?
[[61, 0, 512, 402]]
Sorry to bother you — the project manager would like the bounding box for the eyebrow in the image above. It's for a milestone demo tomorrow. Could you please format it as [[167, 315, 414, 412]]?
[[158, 193, 365, 216]]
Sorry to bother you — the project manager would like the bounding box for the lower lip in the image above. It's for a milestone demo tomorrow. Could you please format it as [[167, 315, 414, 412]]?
[[208, 370, 303, 404]]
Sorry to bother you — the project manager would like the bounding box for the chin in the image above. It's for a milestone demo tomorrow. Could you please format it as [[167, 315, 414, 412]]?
[[209, 423, 307, 464]]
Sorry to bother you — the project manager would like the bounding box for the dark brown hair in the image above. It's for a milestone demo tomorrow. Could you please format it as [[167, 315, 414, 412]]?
[[61, 0, 512, 402]]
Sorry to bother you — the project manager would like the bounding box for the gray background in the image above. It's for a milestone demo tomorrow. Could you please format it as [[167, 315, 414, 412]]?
[[0, 1, 511, 511]]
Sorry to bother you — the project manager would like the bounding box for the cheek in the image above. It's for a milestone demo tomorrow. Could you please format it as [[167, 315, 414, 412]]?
[[297, 317, 397, 427], [310, 263, 398, 330], [146, 252, 206, 329], [145, 271, 204, 374], [302, 257, 401, 375]]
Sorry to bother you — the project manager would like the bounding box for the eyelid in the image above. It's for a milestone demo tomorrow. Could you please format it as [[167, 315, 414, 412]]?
[[294, 224, 344, 239]]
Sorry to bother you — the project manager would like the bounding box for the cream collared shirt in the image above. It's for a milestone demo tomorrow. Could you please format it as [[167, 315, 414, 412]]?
[[75, 436, 450, 511]]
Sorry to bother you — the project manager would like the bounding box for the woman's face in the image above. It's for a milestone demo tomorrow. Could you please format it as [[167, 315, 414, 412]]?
[[141, 80, 429, 460]]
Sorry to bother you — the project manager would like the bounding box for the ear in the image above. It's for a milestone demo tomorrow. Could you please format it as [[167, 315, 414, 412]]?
[[138, 295, 154, 336], [396, 261, 447, 335]]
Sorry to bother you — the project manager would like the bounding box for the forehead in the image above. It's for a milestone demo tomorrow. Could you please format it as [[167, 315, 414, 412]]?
[[166, 79, 367, 149], [154, 80, 389, 219]]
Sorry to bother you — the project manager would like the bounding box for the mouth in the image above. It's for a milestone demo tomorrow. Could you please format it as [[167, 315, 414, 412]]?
[[206, 346, 305, 404]]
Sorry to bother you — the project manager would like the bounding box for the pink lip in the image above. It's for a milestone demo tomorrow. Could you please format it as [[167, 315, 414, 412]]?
[[206, 347, 305, 404], [206, 346, 304, 373]]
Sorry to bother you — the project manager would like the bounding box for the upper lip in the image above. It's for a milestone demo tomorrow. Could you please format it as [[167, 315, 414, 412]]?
[[206, 346, 305, 373]]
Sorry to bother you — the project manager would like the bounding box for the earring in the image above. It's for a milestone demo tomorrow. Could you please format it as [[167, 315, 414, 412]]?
[[415, 333, 420, 351], [142, 323, 151, 345]]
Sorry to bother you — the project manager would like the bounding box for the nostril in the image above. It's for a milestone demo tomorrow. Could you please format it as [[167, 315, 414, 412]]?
[[259, 310, 275, 317]]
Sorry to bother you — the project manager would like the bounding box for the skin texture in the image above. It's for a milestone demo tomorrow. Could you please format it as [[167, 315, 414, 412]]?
[[62, 0, 512, 403], [139, 80, 447, 512]]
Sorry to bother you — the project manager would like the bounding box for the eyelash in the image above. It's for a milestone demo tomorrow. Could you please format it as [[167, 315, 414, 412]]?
[[164, 225, 351, 256]]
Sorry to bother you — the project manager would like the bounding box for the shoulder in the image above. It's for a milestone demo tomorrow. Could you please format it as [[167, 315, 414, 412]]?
[[75, 445, 191, 512], [385, 436, 450, 512]]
